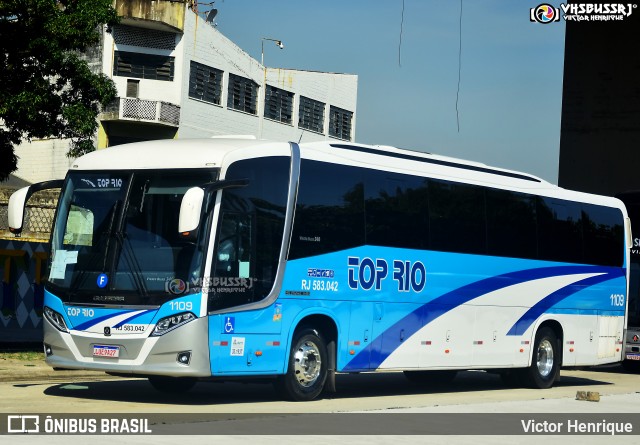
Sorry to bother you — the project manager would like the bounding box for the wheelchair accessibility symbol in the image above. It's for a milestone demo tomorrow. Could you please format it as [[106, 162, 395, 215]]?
[[224, 317, 235, 333]]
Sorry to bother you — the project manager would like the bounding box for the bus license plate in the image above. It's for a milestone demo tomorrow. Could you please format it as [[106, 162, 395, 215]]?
[[625, 353, 640, 361], [93, 345, 120, 358]]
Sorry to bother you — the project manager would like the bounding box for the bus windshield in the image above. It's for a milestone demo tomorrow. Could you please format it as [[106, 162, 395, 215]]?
[[48, 169, 217, 306]]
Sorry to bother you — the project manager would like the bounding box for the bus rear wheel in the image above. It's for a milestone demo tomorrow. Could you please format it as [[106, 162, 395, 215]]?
[[148, 376, 197, 393], [622, 360, 640, 373], [275, 327, 328, 401], [522, 327, 560, 389]]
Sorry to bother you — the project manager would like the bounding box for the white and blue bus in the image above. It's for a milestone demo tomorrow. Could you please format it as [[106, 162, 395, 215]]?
[[614, 191, 640, 371], [9, 138, 631, 400]]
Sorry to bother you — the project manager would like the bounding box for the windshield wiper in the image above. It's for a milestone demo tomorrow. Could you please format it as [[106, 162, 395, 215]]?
[[114, 230, 148, 299], [200, 179, 249, 214], [203, 178, 249, 193], [67, 200, 120, 295]]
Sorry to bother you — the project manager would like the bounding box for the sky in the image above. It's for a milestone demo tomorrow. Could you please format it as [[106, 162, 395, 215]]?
[[210, 1, 566, 184]]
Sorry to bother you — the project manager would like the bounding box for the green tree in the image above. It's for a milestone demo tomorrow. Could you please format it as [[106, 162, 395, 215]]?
[[0, 0, 119, 182]]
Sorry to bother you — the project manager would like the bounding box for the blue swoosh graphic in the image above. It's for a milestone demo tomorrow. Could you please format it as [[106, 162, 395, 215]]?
[[506, 270, 624, 335], [344, 265, 623, 371], [113, 310, 156, 328], [73, 310, 134, 331]]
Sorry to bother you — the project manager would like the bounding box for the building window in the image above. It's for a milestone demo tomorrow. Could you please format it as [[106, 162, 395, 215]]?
[[188, 61, 222, 105], [227, 74, 258, 115], [264, 86, 293, 124], [329, 106, 353, 141], [126, 79, 139, 98], [113, 51, 175, 81], [299, 96, 325, 134]]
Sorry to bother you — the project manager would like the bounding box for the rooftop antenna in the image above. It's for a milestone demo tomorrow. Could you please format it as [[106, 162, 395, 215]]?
[[206, 8, 218, 23], [193, 1, 218, 26]]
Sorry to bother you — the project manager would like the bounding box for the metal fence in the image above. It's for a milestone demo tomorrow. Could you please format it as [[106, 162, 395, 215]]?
[[106, 97, 181, 126], [0, 189, 58, 241]]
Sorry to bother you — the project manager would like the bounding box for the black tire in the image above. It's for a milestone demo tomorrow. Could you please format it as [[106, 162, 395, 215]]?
[[622, 360, 640, 373], [522, 327, 560, 389], [275, 327, 328, 401], [148, 376, 197, 393], [403, 370, 457, 385]]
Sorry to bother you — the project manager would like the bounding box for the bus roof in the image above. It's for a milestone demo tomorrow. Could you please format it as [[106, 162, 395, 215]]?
[[299, 141, 549, 189], [70, 138, 290, 171], [69, 137, 623, 209], [74, 138, 545, 184]]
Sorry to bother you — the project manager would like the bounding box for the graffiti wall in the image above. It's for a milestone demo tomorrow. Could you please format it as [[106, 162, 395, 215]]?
[[1, 187, 57, 342], [0, 239, 49, 342]]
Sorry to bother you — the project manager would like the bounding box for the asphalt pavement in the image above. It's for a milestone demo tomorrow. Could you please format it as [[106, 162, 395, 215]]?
[[1, 358, 639, 444]]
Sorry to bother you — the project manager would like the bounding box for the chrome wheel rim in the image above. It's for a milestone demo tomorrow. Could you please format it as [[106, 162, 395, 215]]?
[[293, 339, 322, 387], [536, 339, 554, 377]]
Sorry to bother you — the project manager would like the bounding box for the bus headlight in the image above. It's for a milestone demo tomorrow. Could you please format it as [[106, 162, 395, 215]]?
[[151, 312, 196, 337], [44, 306, 68, 333]]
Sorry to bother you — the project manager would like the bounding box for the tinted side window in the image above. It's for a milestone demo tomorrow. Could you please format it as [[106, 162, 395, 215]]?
[[537, 197, 583, 263], [288, 160, 624, 267], [289, 161, 364, 259], [486, 189, 537, 259], [364, 170, 428, 250], [582, 203, 623, 267], [208, 157, 289, 311], [429, 180, 486, 255]]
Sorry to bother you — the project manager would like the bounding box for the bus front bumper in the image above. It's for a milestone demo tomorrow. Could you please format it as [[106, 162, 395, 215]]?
[[43, 316, 211, 377]]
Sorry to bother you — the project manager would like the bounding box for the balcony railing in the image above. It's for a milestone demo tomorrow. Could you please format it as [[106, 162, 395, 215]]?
[[102, 97, 180, 126]]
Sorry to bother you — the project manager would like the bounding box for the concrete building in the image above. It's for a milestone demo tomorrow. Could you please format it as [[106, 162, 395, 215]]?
[[558, 6, 640, 197], [0, 0, 357, 342], [11, 0, 358, 185]]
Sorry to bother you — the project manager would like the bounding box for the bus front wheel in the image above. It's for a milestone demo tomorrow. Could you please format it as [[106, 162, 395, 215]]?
[[275, 327, 328, 401], [522, 327, 560, 389]]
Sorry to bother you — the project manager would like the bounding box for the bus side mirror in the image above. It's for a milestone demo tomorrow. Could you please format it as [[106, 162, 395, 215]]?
[[8, 186, 31, 234], [626, 217, 633, 249], [179, 187, 205, 233]]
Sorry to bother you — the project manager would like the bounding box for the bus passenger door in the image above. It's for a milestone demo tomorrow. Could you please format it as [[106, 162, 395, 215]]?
[[209, 309, 283, 375]]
